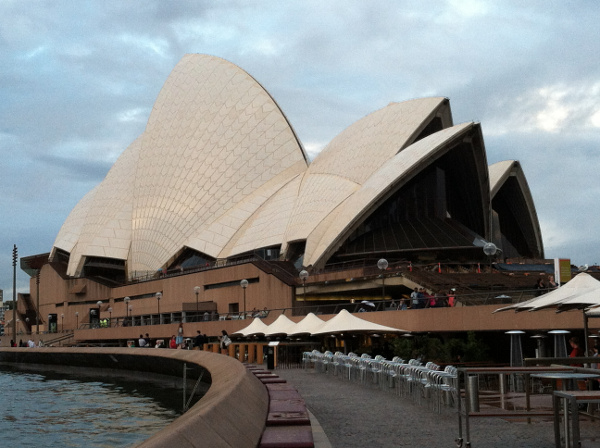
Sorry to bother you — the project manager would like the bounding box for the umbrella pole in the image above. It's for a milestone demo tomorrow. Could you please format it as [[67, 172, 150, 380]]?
[[583, 311, 589, 354]]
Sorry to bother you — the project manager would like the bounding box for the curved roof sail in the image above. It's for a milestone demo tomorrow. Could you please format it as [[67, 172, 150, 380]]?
[[51, 55, 543, 280], [489, 160, 544, 259]]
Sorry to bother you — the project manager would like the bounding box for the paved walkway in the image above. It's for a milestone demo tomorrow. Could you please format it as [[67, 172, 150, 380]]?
[[275, 368, 599, 448]]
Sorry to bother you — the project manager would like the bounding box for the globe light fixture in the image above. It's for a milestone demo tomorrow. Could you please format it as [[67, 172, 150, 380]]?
[[124, 297, 130, 318], [299, 270, 309, 301], [155, 292, 162, 317], [483, 242, 498, 272], [377, 258, 389, 302]]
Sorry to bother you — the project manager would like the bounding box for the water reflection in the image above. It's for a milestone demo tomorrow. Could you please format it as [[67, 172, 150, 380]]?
[[0, 366, 183, 447]]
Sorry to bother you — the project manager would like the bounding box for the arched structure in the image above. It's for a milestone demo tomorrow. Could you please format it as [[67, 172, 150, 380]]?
[[51, 54, 543, 283]]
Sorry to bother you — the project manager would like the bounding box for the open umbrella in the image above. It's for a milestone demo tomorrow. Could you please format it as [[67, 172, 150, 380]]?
[[231, 317, 269, 337], [494, 273, 600, 353], [493, 273, 600, 313], [263, 314, 298, 337], [311, 309, 407, 335], [287, 312, 325, 336]]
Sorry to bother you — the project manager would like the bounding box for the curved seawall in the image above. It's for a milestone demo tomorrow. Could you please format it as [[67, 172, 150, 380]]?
[[0, 348, 269, 448]]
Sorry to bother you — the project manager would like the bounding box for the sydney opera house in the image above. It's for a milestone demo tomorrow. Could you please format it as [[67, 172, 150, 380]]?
[[11, 54, 588, 349]]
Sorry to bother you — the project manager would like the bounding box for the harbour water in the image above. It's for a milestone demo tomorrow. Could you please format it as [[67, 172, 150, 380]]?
[[0, 365, 182, 447]]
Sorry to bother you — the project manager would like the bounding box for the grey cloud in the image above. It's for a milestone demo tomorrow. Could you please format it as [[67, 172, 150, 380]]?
[[1, 0, 600, 299]]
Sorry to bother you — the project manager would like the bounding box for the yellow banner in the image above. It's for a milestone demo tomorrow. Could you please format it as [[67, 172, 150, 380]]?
[[555, 258, 571, 284]]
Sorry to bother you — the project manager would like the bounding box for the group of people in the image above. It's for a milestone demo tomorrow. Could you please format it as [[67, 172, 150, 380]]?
[[534, 275, 559, 297], [8, 339, 41, 348], [401, 287, 456, 309], [136, 324, 211, 350]]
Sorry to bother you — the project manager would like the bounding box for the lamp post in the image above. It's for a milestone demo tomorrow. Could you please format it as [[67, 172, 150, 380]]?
[[483, 242, 498, 273], [194, 286, 201, 317], [108, 307, 112, 326], [377, 258, 388, 302], [12, 244, 17, 339], [48, 314, 52, 333], [155, 292, 162, 320], [36, 271, 40, 334], [61, 313, 64, 332], [97, 301, 102, 328], [240, 279, 248, 318], [299, 270, 309, 302], [75, 312, 79, 329], [124, 297, 130, 319], [25, 317, 29, 335]]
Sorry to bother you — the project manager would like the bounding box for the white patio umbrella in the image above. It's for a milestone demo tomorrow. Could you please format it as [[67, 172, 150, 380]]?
[[287, 312, 325, 336], [528, 273, 600, 312], [493, 273, 600, 313], [494, 273, 600, 353], [262, 314, 298, 337], [311, 309, 407, 335], [586, 306, 600, 317], [231, 317, 269, 337]]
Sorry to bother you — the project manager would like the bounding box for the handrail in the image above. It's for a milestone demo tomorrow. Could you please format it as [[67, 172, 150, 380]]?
[[44, 332, 74, 346], [524, 357, 600, 366]]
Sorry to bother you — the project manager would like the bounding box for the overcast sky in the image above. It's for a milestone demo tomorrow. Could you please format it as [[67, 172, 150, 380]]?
[[1, 1, 599, 299]]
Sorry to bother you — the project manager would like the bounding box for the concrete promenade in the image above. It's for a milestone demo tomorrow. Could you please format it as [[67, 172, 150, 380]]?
[[275, 368, 599, 448]]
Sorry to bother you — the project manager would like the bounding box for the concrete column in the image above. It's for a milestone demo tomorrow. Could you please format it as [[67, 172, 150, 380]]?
[[247, 343, 256, 363], [257, 344, 264, 365]]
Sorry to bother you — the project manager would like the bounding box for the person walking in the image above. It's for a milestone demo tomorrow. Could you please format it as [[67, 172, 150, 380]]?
[[219, 330, 231, 354], [176, 323, 184, 348]]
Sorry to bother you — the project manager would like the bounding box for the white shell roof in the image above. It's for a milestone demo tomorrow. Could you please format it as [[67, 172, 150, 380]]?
[[54, 54, 308, 276], [52, 54, 539, 278], [282, 98, 450, 246], [488, 159, 544, 257], [303, 122, 475, 267]]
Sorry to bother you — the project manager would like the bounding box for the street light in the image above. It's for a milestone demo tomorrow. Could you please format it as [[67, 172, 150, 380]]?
[[240, 279, 248, 318], [155, 292, 162, 319], [12, 244, 17, 339], [36, 271, 40, 335], [25, 317, 30, 335], [194, 286, 201, 316], [96, 301, 102, 328], [377, 258, 389, 302], [124, 297, 130, 318], [61, 313, 64, 332], [108, 307, 112, 326], [299, 270, 309, 301], [75, 311, 79, 329], [483, 242, 498, 273], [48, 314, 52, 333]]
